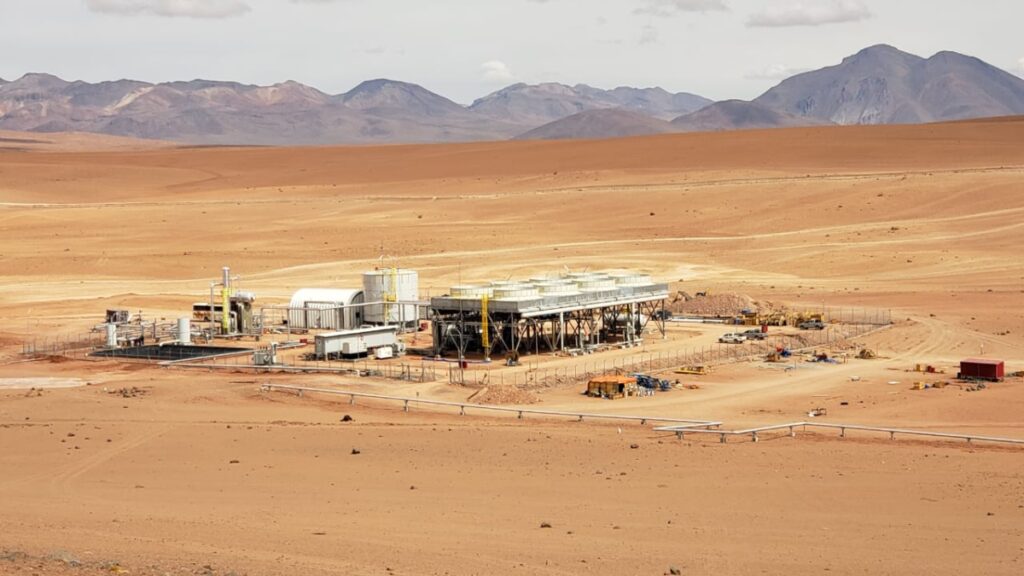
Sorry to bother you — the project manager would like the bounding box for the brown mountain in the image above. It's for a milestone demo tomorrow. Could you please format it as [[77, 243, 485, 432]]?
[[3, 45, 1023, 145], [754, 44, 1024, 125], [670, 100, 826, 132], [469, 83, 710, 125], [0, 74, 708, 145], [514, 108, 675, 140]]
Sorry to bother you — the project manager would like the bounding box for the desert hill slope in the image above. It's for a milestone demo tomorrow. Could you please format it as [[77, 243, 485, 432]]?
[[670, 99, 829, 132], [514, 108, 676, 140]]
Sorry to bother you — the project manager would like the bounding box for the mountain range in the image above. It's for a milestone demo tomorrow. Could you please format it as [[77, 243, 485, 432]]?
[[2, 44, 1022, 145]]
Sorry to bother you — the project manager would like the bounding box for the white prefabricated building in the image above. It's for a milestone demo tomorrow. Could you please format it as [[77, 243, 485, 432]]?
[[314, 326, 400, 358], [288, 288, 365, 330]]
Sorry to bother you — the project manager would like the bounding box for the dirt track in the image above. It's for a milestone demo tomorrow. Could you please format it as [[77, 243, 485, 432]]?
[[1, 120, 1023, 574]]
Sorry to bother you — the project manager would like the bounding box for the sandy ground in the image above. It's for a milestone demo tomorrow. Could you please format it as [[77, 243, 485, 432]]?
[[1, 119, 1023, 574]]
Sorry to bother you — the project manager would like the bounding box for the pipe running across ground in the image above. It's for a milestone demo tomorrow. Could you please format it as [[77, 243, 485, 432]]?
[[260, 384, 1024, 447]]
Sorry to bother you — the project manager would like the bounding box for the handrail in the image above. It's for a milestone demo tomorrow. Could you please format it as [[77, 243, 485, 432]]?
[[259, 384, 1023, 447], [653, 421, 1024, 446], [259, 383, 721, 426]]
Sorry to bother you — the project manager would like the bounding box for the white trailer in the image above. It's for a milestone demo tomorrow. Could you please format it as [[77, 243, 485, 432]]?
[[314, 326, 401, 359]]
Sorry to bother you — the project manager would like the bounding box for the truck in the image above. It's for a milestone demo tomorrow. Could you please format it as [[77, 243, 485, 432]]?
[[742, 328, 767, 340]]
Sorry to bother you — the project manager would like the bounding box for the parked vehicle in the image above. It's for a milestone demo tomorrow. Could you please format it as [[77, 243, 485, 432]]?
[[742, 329, 767, 340], [652, 309, 674, 320], [798, 320, 826, 330], [719, 333, 747, 344]]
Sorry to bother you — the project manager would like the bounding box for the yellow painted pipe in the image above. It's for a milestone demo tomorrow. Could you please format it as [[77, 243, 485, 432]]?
[[481, 294, 489, 355]]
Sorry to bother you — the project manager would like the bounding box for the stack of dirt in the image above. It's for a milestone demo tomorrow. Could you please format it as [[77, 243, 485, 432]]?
[[669, 292, 758, 317], [473, 386, 540, 405]]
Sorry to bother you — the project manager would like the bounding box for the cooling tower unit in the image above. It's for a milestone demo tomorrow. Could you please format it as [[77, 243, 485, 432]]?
[[363, 269, 419, 326]]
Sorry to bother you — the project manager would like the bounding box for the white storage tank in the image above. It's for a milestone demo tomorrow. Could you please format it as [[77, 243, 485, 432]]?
[[363, 269, 419, 325], [289, 288, 365, 330], [177, 317, 192, 345]]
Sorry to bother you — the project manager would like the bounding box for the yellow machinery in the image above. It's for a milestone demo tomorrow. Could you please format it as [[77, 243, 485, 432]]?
[[481, 294, 490, 361], [675, 365, 710, 376], [382, 266, 398, 325]]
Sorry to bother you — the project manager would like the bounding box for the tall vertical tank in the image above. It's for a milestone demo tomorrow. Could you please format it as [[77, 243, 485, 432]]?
[[363, 269, 419, 325]]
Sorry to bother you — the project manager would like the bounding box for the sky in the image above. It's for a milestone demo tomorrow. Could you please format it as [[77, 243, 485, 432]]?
[[1, 0, 1021, 104]]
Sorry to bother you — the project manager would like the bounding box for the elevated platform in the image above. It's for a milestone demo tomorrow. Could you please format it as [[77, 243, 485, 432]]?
[[430, 283, 669, 316]]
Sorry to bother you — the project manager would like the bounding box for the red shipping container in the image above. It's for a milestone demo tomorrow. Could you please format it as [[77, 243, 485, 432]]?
[[959, 358, 1004, 382]]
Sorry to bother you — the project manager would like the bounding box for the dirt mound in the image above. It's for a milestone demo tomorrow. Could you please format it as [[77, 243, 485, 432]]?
[[472, 386, 540, 405], [669, 292, 757, 317]]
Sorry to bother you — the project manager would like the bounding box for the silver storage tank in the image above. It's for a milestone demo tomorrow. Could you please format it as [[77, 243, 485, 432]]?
[[363, 269, 419, 325]]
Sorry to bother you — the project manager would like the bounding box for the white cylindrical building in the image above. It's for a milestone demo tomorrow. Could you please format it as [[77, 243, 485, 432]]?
[[363, 269, 419, 325], [177, 317, 192, 345]]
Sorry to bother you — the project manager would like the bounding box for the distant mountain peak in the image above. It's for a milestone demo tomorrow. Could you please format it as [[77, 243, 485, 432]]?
[[470, 81, 710, 124], [756, 45, 1024, 126], [340, 78, 465, 117], [840, 44, 922, 68]]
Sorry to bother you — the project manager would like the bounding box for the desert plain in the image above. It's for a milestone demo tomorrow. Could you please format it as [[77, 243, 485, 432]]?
[[1, 119, 1023, 575]]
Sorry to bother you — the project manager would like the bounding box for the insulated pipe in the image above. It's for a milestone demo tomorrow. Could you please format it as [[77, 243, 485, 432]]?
[[221, 266, 232, 335]]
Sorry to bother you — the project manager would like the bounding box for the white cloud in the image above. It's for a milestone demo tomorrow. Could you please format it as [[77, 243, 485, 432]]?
[[85, 0, 251, 18], [1018, 56, 1024, 75], [635, 0, 729, 17], [745, 63, 809, 80], [481, 60, 515, 83], [747, 0, 871, 27], [639, 25, 659, 45]]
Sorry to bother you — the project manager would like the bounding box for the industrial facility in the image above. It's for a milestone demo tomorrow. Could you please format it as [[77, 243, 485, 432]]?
[[429, 271, 669, 360], [76, 265, 679, 367]]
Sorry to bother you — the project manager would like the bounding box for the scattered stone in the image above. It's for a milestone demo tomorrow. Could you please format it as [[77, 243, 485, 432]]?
[[540, 522, 552, 528], [668, 566, 682, 575], [341, 414, 354, 422], [229, 460, 240, 464], [351, 448, 361, 455], [630, 443, 640, 449], [109, 387, 146, 398]]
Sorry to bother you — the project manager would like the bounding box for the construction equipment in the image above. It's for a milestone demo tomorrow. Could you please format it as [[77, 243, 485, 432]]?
[[636, 373, 671, 391], [675, 365, 709, 376]]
